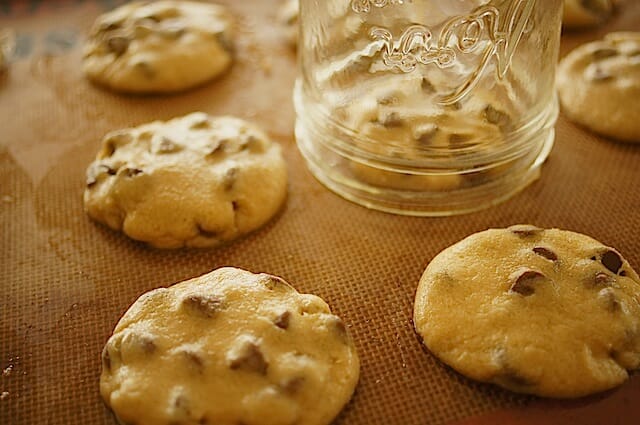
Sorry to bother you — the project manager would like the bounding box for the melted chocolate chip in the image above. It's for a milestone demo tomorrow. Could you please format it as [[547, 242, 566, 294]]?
[[106, 36, 130, 56], [122, 168, 143, 178], [509, 225, 543, 237], [182, 295, 223, 318], [601, 250, 623, 274], [510, 270, 545, 296], [280, 376, 305, 395], [274, 311, 291, 330], [229, 341, 268, 375], [533, 247, 558, 262]]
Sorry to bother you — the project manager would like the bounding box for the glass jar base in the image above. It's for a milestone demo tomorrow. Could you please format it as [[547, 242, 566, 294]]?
[[294, 85, 557, 217]]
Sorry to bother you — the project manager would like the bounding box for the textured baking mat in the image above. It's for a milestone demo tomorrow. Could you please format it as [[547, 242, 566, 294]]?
[[1, 1, 640, 424]]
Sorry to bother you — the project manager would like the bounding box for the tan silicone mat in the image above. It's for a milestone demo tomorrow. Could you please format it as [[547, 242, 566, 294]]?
[[1, 1, 640, 424]]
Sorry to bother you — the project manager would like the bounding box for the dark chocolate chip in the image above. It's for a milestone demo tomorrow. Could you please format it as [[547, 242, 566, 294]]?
[[182, 295, 223, 318], [280, 376, 305, 395], [533, 247, 557, 262], [139, 336, 157, 354], [593, 47, 619, 60], [591, 68, 614, 82], [156, 137, 182, 154], [222, 167, 238, 191], [509, 225, 543, 237], [601, 249, 623, 274], [261, 275, 287, 290], [379, 112, 403, 128], [421, 77, 435, 93], [106, 36, 130, 56], [594, 272, 614, 286], [510, 270, 545, 296], [449, 133, 473, 145], [232, 201, 239, 211], [181, 350, 205, 373], [101, 346, 111, 371], [484, 105, 511, 129], [229, 341, 268, 375], [274, 311, 291, 330]]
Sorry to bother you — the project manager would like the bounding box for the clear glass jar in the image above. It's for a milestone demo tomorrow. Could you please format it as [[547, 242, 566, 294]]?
[[294, 0, 562, 216]]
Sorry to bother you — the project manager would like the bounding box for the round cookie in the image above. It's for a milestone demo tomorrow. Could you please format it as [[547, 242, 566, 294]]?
[[278, 0, 298, 48], [557, 32, 640, 142], [563, 0, 613, 29], [100, 267, 360, 425], [83, 112, 287, 249], [83, 1, 234, 93], [414, 225, 640, 398]]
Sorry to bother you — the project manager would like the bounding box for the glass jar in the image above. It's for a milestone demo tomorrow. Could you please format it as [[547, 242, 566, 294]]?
[[294, 0, 562, 216]]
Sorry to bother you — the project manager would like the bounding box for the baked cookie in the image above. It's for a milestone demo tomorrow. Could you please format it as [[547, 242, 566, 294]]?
[[83, 1, 234, 93], [557, 32, 640, 143], [414, 225, 640, 398], [563, 0, 613, 29], [0, 29, 15, 72], [83, 112, 287, 249], [100, 267, 360, 425], [278, 0, 298, 48]]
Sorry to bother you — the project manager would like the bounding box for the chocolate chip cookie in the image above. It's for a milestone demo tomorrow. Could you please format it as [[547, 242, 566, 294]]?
[[83, 1, 234, 93], [83, 112, 287, 249], [100, 267, 360, 425], [557, 32, 640, 142], [414, 225, 640, 398]]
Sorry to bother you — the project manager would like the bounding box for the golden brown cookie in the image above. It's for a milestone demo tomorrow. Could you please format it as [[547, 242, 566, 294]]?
[[83, 112, 287, 249], [83, 1, 234, 93], [414, 225, 640, 398], [101, 267, 360, 425]]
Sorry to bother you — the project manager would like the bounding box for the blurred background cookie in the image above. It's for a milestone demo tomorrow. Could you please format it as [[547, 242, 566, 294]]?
[[101, 267, 360, 425], [557, 32, 640, 142], [83, 1, 235, 93], [83, 112, 288, 248], [278, 0, 298, 48], [414, 225, 640, 398], [563, 0, 614, 30]]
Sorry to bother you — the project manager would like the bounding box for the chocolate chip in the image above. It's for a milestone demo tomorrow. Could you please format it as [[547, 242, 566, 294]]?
[[599, 288, 621, 312], [379, 112, 403, 128], [232, 201, 239, 211], [229, 341, 268, 375], [593, 47, 619, 60], [106, 36, 130, 56], [196, 224, 218, 239], [533, 247, 557, 262], [509, 224, 543, 237], [414, 124, 438, 145], [594, 272, 614, 286], [122, 168, 143, 178], [449, 133, 473, 145], [261, 275, 287, 290], [190, 118, 211, 130], [86, 164, 116, 187], [139, 336, 157, 354], [182, 295, 223, 318], [274, 311, 291, 330], [620, 270, 627, 277], [222, 167, 238, 191], [156, 137, 182, 154], [591, 68, 614, 82], [101, 346, 111, 371], [484, 105, 511, 129], [421, 77, 435, 93], [181, 350, 205, 373], [601, 249, 623, 274], [280, 376, 305, 395], [510, 270, 545, 296]]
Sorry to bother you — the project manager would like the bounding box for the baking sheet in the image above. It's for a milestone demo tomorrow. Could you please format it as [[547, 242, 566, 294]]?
[[1, 1, 640, 424]]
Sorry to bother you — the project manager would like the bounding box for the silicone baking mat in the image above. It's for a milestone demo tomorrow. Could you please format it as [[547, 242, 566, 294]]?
[[1, 1, 639, 424]]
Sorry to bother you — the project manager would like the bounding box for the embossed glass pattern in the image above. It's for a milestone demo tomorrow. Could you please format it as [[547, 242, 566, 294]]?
[[294, 0, 562, 216]]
